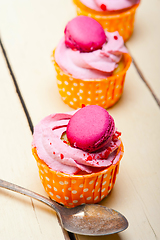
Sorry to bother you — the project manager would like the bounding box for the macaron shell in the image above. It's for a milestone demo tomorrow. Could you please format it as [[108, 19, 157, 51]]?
[[73, 0, 140, 42], [64, 16, 106, 52], [67, 105, 113, 152]]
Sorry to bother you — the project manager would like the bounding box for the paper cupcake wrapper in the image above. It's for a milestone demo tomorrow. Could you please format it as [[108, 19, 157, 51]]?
[[51, 51, 132, 109], [32, 141, 124, 208], [73, 0, 140, 42]]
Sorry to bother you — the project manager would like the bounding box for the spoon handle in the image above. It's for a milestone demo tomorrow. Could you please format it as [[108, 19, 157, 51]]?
[[0, 179, 62, 213]]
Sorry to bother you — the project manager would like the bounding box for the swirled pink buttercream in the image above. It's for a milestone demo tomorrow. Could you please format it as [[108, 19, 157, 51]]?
[[55, 31, 128, 79], [79, 0, 140, 11], [32, 113, 122, 175]]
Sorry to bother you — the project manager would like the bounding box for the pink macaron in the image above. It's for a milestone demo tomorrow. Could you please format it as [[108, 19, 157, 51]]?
[[66, 105, 115, 152], [64, 16, 106, 52]]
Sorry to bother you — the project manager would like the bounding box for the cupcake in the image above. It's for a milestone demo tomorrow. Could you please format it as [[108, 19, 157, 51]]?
[[51, 16, 131, 109], [72, 0, 140, 42], [32, 105, 124, 207]]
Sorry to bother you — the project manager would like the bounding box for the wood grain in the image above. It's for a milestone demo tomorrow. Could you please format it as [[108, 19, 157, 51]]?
[[0, 47, 67, 240]]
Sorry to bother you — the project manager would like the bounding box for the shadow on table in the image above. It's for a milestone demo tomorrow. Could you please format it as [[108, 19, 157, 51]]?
[[76, 233, 122, 240]]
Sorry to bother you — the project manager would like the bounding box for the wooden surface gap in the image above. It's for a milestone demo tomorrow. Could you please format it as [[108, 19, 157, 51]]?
[[144, 212, 158, 240], [0, 38, 74, 240], [68, 232, 77, 240], [132, 57, 160, 108], [30, 198, 43, 235], [0, 38, 34, 133]]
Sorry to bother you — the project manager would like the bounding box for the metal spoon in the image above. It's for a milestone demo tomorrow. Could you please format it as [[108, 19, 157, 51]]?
[[0, 179, 128, 236]]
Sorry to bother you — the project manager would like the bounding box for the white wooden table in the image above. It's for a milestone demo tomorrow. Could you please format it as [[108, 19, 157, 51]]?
[[0, 1, 160, 240]]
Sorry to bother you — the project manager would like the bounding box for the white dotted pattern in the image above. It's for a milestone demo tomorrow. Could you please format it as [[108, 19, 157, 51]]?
[[40, 168, 118, 207], [35, 146, 122, 207], [55, 62, 126, 109]]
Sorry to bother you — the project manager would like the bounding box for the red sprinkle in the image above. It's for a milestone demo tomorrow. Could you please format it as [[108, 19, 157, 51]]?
[[63, 140, 68, 144], [114, 36, 118, 40], [53, 151, 55, 154], [112, 131, 121, 141], [86, 156, 93, 161], [116, 130, 121, 137], [60, 154, 64, 159], [101, 4, 107, 11], [82, 104, 85, 108], [50, 142, 52, 145], [104, 150, 110, 159]]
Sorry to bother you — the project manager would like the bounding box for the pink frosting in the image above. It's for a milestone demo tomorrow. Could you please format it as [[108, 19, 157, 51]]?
[[79, 0, 140, 11], [55, 31, 128, 79], [32, 112, 122, 175]]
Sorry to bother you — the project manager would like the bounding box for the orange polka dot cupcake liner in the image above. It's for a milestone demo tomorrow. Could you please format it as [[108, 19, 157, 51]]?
[[51, 51, 132, 109], [32, 141, 124, 208], [73, 0, 140, 42]]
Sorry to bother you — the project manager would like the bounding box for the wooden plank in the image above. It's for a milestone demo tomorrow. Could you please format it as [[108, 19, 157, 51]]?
[[126, 0, 160, 103], [0, 1, 160, 239], [0, 47, 67, 239], [0, 0, 76, 124]]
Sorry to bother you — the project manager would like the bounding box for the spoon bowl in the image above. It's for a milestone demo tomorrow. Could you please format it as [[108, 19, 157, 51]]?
[[0, 179, 128, 236], [61, 204, 128, 235]]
